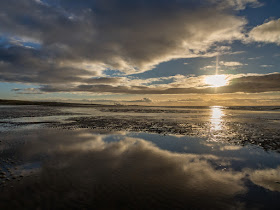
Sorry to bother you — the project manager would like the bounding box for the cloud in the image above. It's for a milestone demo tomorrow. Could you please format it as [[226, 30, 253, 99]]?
[[37, 73, 280, 94], [12, 87, 43, 94], [84, 77, 125, 84], [12, 88, 21, 92], [260, 65, 273, 68], [0, 0, 250, 82], [201, 65, 216, 70], [0, 0, 273, 98], [0, 46, 99, 84], [220, 73, 280, 93], [249, 19, 280, 45], [214, 0, 263, 10], [248, 56, 263, 60], [220, 61, 246, 67], [201, 61, 246, 71]]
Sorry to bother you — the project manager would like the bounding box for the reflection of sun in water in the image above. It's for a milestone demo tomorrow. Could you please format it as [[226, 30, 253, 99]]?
[[210, 106, 224, 131], [205, 75, 228, 87]]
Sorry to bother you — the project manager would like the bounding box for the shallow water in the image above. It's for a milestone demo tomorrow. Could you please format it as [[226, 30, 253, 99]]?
[[0, 105, 280, 209]]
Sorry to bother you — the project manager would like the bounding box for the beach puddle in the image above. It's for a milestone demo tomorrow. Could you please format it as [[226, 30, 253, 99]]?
[[0, 128, 279, 209]]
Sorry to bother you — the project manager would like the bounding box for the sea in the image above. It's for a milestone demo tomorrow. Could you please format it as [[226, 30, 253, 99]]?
[[0, 105, 280, 209]]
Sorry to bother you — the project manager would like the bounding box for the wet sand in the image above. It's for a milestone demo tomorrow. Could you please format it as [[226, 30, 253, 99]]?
[[0, 105, 280, 209]]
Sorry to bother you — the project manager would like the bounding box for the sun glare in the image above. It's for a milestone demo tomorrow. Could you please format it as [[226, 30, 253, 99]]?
[[205, 75, 228, 87]]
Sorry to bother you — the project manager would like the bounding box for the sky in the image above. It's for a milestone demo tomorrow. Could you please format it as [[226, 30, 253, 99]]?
[[0, 0, 280, 106]]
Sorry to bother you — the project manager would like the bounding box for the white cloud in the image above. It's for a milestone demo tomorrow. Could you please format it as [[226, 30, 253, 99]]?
[[220, 61, 246, 67], [201, 65, 216, 70], [213, 0, 263, 10], [260, 65, 273, 68], [249, 19, 280, 45], [248, 56, 263, 60]]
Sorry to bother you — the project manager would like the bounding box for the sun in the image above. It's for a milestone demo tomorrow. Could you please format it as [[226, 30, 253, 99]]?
[[205, 75, 228, 87]]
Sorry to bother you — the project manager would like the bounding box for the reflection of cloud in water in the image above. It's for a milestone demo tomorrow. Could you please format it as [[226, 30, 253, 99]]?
[[0, 129, 246, 209], [219, 145, 242, 151], [247, 167, 280, 192]]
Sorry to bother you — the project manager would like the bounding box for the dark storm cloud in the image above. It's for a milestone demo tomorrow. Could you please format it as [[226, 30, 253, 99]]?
[[39, 73, 280, 94]]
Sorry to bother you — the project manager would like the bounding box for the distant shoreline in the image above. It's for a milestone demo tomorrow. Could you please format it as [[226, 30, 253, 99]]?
[[0, 99, 101, 107], [1, 99, 280, 109]]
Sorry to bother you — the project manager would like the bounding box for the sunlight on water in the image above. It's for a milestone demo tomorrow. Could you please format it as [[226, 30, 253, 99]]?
[[210, 106, 224, 131]]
